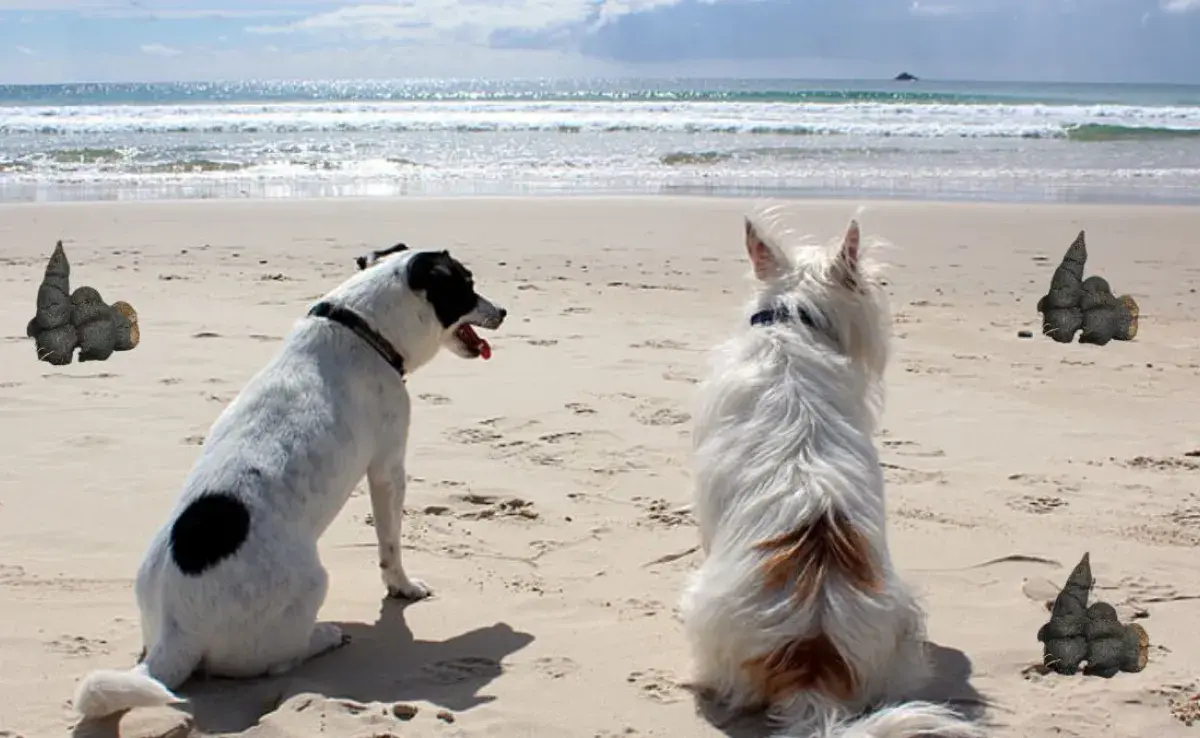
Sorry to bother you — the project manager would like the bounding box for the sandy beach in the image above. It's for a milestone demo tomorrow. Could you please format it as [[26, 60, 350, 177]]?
[[2, 196, 1199, 738]]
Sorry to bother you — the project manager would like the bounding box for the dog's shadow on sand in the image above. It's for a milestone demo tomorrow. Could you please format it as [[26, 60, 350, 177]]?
[[696, 643, 989, 738], [73, 597, 535, 737]]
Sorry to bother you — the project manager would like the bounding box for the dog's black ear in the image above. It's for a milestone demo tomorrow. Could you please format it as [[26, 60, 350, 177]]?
[[355, 255, 369, 270], [391, 243, 409, 253], [407, 251, 453, 292], [407, 250, 478, 328]]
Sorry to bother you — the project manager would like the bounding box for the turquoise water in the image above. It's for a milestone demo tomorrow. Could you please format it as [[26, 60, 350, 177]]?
[[2, 78, 1199, 204]]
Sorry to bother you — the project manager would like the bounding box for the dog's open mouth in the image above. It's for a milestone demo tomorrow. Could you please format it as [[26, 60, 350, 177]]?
[[455, 324, 492, 360]]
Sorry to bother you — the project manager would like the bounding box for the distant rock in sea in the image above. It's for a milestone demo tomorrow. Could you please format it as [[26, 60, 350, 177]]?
[[894, 72, 919, 81]]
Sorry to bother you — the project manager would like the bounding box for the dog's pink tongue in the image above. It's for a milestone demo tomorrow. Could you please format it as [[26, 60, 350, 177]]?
[[479, 339, 492, 360]]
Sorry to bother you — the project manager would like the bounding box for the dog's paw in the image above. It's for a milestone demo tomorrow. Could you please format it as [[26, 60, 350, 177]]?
[[386, 576, 433, 601], [312, 623, 349, 654]]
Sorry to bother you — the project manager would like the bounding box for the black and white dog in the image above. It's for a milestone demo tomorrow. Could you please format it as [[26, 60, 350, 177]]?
[[73, 244, 506, 718]]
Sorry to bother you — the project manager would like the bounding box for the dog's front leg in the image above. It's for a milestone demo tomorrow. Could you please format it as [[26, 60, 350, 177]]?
[[367, 458, 431, 601]]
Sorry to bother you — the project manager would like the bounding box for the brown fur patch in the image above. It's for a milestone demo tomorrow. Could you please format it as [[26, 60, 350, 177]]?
[[754, 510, 879, 604], [742, 631, 859, 703]]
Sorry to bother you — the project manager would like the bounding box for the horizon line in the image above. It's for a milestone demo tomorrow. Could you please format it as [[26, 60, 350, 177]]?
[[1, 75, 1199, 88]]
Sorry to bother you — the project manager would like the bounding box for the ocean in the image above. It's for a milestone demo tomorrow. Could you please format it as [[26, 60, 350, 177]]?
[[2, 78, 1199, 205]]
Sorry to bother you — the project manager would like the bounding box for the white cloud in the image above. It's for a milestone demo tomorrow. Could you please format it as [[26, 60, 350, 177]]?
[[909, 1, 961, 16], [140, 43, 183, 57], [0, 0, 343, 8], [246, 0, 698, 42], [85, 9, 309, 19], [1161, 0, 1200, 12], [15, 44, 34, 55]]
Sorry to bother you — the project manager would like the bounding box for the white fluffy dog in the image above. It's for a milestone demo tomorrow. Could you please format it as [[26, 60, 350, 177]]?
[[680, 205, 983, 738], [72, 244, 506, 719]]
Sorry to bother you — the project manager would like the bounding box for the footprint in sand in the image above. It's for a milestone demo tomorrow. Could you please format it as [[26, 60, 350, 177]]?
[[539, 431, 584, 444], [45, 635, 111, 657], [182, 435, 205, 446], [1121, 522, 1200, 548], [526, 338, 559, 347], [446, 427, 503, 445], [453, 493, 540, 521], [903, 362, 952, 376], [632, 404, 691, 427], [418, 393, 453, 406], [882, 439, 946, 458], [661, 369, 699, 384], [627, 669, 683, 704], [616, 597, 665, 620], [419, 656, 504, 685], [1121, 456, 1200, 472], [1007, 495, 1068, 514], [533, 656, 580, 680], [565, 402, 597, 416], [880, 462, 945, 486], [1102, 575, 1200, 606], [1168, 506, 1200, 528], [629, 339, 688, 351], [637, 498, 695, 528], [893, 506, 977, 529], [1006, 473, 1081, 494]]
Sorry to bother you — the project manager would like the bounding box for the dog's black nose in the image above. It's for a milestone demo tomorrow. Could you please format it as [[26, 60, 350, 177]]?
[[498, 308, 508, 321]]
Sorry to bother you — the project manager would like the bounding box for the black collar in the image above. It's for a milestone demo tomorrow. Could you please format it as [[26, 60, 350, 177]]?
[[309, 301, 406, 379], [750, 305, 816, 329]]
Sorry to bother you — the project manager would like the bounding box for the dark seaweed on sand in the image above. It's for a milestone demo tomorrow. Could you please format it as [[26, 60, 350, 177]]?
[[1036, 231, 1138, 345], [26, 241, 140, 365], [1036, 553, 1150, 677]]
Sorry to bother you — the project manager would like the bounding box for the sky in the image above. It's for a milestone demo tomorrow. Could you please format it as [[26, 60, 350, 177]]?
[[0, 0, 1198, 85]]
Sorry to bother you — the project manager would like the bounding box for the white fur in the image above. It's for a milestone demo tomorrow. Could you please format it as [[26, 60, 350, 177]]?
[[73, 249, 504, 719], [680, 204, 984, 738]]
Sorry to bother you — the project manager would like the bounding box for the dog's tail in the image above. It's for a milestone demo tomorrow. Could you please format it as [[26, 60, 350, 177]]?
[[777, 701, 984, 738], [73, 640, 197, 718]]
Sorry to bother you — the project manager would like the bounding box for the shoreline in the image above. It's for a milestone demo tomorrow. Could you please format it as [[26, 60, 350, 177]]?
[[2, 181, 1200, 207], [2, 191, 1198, 212]]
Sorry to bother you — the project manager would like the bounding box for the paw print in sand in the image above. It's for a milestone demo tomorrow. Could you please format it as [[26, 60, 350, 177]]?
[[1036, 552, 1150, 678], [25, 241, 140, 365], [1036, 231, 1138, 345]]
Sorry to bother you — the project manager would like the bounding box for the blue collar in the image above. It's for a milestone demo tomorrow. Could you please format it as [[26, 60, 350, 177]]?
[[750, 305, 816, 328]]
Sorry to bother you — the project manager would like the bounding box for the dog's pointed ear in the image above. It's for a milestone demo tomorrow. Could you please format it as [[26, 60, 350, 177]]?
[[745, 217, 783, 281], [355, 255, 369, 271], [841, 220, 860, 272], [833, 220, 862, 290]]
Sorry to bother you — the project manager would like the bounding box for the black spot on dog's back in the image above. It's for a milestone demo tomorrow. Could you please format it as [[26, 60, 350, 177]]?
[[407, 250, 478, 328], [170, 493, 251, 577]]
